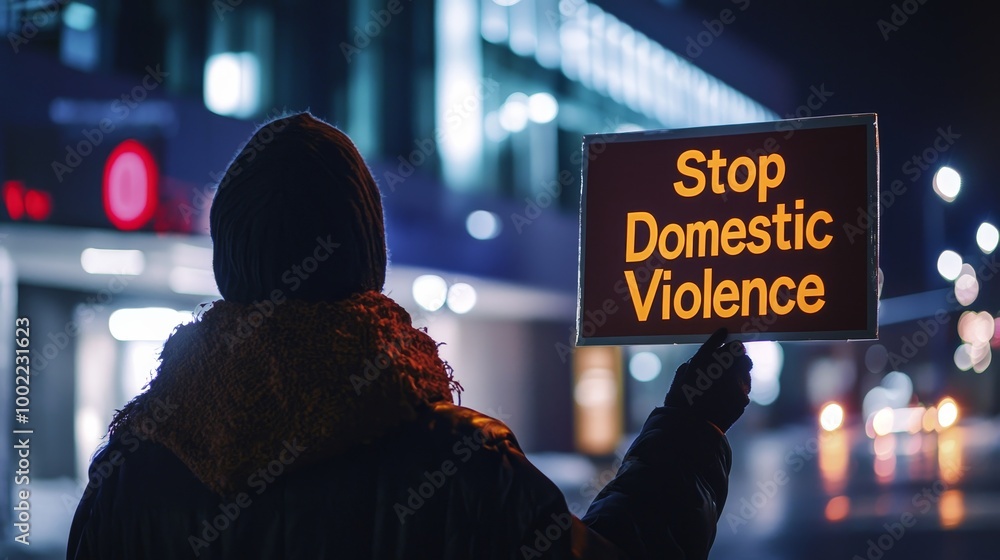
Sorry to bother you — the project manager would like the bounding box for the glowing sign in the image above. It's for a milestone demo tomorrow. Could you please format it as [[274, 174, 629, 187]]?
[[3, 181, 25, 220], [24, 188, 52, 220], [3, 180, 52, 221], [577, 114, 879, 345], [103, 139, 158, 231]]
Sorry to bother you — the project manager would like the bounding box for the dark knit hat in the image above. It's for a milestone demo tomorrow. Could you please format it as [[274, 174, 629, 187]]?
[[210, 112, 387, 303]]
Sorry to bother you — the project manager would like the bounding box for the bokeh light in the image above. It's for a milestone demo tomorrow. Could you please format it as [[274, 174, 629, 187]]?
[[466, 210, 501, 240], [862, 386, 891, 421], [937, 397, 959, 428], [972, 347, 992, 373], [825, 496, 850, 522], [498, 92, 529, 132], [628, 351, 662, 382], [864, 344, 889, 373], [976, 222, 999, 254], [412, 275, 448, 311], [954, 344, 973, 371], [819, 402, 845, 431], [932, 166, 961, 202], [936, 250, 963, 281], [806, 357, 857, 407], [746, 341, 784, 406], [527, 92, 559, 123], [954, 271, 979, 306], [872, 407, 894, 437], [446, 282, 477, 314], [881, 370, 914, 407]]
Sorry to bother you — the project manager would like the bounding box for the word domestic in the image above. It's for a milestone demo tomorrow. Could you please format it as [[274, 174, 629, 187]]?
[[626, 199, 832, 262], [622, 149, 833, 321]]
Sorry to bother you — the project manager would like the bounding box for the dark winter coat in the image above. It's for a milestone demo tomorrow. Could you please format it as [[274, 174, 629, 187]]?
[[67, 293, 732, 559], [68, 404, 731, 559]]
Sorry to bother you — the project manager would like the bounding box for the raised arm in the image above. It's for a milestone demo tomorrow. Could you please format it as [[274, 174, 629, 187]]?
[[581, 328, 753, 559]]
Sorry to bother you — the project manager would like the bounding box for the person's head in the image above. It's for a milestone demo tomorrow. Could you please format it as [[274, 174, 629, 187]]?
[[210, 112, 386, 303]]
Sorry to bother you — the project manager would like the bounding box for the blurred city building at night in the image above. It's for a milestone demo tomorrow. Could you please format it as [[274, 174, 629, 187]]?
[[1, 1, 998, 557]]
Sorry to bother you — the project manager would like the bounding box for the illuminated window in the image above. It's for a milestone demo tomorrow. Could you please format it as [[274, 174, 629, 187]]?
[[60, 2, 99, 71], [437, 0, 485, 190], [484, 0, 776, 128], [204, 52, 261, 118], [203, 6, 273, 119], [572, 346, 623, 454]]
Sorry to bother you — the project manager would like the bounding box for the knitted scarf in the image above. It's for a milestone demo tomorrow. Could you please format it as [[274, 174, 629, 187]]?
[[109, 291, 461, 496]]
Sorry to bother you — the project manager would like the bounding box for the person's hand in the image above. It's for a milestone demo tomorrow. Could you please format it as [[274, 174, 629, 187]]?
[[664, 327, 753, 432]]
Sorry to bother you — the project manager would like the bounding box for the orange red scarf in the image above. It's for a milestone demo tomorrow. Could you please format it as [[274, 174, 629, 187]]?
[[110, 291, 460, 496]]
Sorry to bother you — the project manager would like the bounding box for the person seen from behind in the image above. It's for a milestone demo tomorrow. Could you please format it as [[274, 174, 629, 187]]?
[[67, 112, 754, 559]]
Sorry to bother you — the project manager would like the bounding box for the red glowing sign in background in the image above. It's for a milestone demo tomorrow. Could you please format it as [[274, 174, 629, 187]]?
[[102, 139, 159, 231]]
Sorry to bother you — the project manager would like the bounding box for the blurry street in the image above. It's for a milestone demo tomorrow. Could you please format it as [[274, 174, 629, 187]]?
[[712, 419, 1000, 560]]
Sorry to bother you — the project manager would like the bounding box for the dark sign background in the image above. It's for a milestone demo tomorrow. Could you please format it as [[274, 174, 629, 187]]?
[[578, 115, 878, 344]]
